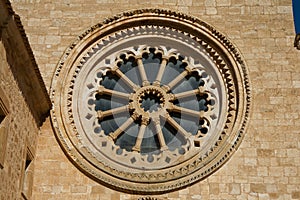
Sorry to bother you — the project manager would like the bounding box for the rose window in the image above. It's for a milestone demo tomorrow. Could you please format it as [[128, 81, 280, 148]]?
[[50, 9, 251, 193], [93, 46, 216, 156]]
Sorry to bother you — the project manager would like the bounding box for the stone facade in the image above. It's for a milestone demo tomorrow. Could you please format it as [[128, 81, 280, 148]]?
[[0, 0, 50, 199], [4, 0, 300, 199]]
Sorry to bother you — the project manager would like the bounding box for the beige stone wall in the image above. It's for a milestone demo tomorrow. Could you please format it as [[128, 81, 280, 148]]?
[[0, 41, 39, 200], [10, 0, 300, 199]]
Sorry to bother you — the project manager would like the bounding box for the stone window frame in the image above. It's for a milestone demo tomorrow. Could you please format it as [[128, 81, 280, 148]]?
[[0, 86, 9, 169], [87, 45, 221, 166], [50, 9, 251, 194], [20, 146, 34, 200]]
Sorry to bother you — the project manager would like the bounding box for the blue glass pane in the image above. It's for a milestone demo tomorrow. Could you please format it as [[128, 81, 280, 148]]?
[[142, 50, 161, 65], [162, 121, 186, 151], [101, 72, 132, 93], [160, 57, 187, 86], [100, 116, 118, 135], [177, 98, 199, 110], [143, 51, 161, 83], [171, 73, 204, 93], [141, 94, 162, 112], [101, 72, 119, 90], [124, 67, 141, 86], [167, 56, 186, 73], [160, 62, 180, 85], [140, 122, 160, 154], [95, 94, 127, 111], [115, 123, 138, 151], [119, 57, 141, 86], [100, 115, 128, 135], [173, 95, 208, 111], [119, 56, 137, 73], [198, 97, 208, 111], [171, 80, 193, 93], [170, 113, 199, 135], [95, 94, 111, 111]]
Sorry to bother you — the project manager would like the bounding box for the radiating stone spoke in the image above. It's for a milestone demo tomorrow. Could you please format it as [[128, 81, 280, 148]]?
[[137, 57, 149, 86], [153, 57, 168, 86], [173, 86, 206, 99], [109, 117, 134, 140], [98, 85, 131, 100], [132, 124, 147, 152], [97, 46, 215, 157], [171, 104, 202, 118], [162, 65, 193, 92], [132, 116, 149, 152], [173, 89, 197, 99], [111, 65, 140, 91], [153, 118, 168, 151], [97, 105, 129, 120], [164, 114, 192, 138]]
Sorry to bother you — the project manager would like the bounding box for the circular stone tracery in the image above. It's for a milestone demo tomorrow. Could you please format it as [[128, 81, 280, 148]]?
[[139, 87, 164, 112], [133, 85, 169, 115], [50, 9, 251, 194], [95, 47, 215, 155]]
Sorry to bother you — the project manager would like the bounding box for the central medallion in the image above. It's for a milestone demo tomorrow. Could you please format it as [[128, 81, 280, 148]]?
[[131, 85, 172, 119], [138, 87, 165, 113]]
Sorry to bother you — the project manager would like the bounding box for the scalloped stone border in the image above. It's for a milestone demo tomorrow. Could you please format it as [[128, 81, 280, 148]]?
[[50, 9, 251, 194]]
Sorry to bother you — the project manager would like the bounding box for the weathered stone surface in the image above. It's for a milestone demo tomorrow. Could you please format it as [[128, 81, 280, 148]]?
[[2, 0, 299, 199], [0, 1, 50, 199]]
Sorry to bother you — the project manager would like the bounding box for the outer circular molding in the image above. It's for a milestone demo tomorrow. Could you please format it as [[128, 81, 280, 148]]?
[[50, 9, 251, 194]]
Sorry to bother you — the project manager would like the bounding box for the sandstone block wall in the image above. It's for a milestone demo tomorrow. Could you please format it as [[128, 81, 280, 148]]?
[[0, 36, 39, 200], [0, 2, 50, 199], [10, 0, 300, 199]]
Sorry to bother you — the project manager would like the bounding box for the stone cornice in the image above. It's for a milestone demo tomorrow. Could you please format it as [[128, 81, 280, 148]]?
[[0, 0, 51, 126]]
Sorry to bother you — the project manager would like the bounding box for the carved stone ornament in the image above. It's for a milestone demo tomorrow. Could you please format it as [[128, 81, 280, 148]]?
[[50, 9, 251, 194]]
